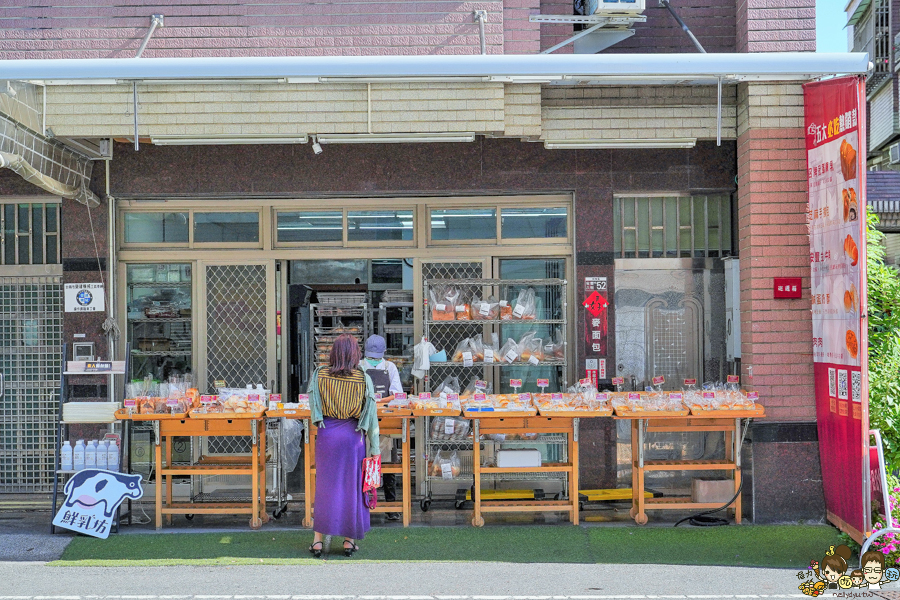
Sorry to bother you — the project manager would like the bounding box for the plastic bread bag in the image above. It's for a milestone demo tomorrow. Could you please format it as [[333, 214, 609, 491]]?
[[412, 339, 437, 379], [515, 331, 538, 363], [445, 451, 462, 479], [462, 376, 492, 397], [429, 450, 444, 477], [499, 338, 519, 364], [451, 338, 474, 364], [435, 376, 461, 397], [434, 417, 470, 441], [511, 287, 537, 320], [471, 295, 499, 320], [469, 334, 485, 361], [483, 332, 500, 364], [544, 329, 565, 359], [454, 302, 471, 321], [520, 335, 544, 365], [429, 285, 455, 321], [499, 298, 513, 320]]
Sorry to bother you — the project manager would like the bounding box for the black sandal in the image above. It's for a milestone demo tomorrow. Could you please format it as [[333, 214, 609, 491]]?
[[308, 541, 323, 558], [343, 539, 359, 557]]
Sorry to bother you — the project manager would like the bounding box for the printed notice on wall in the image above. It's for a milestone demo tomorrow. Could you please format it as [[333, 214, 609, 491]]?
[[804, 75, 869, 542], [64, 283, 105, 313]]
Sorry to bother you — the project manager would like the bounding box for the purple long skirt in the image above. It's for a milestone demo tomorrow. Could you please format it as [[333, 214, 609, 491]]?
[[314, 417, 370, 540]]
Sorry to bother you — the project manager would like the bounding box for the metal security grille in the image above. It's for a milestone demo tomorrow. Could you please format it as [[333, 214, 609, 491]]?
[[0, 275, 62, 492], [204, 264, 268, 392], [1, 203, 61, 266], [421, 262, 483, 391], [614, 195, 732, 259]]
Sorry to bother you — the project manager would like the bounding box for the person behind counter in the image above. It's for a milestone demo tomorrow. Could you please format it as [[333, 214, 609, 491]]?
[[360, 334, 403, 521], [308, 333, 380, 558]]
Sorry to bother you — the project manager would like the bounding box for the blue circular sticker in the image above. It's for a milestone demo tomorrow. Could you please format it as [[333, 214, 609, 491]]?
[[76, 289, 93, 306]]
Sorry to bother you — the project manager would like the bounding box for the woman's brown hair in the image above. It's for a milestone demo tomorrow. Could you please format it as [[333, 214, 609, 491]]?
[[821, 544, 852, 575], [329, 333, 361, 377]]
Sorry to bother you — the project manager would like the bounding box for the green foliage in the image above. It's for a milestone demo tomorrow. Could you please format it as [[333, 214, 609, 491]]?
[[867, 211, 900, 468]]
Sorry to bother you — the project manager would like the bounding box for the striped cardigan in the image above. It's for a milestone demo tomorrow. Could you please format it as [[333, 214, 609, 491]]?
[[308, 367, 380, 457]]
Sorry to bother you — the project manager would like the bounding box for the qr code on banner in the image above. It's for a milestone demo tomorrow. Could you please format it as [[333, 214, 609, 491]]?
[[838, 369, 849, 400], [852, 371, 862, 402], [829, 368, 837, 397]]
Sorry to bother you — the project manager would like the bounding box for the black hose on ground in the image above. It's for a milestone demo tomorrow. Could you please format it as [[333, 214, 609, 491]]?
[[673, 477, 743, 527]]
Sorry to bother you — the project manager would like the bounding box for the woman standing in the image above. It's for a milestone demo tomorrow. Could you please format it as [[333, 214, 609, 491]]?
[[307, 334, 380, 557]]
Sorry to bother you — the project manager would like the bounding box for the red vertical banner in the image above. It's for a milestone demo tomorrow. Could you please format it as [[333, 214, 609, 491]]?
[[804, 76, 869, 542], [582, 277, 608, 383]]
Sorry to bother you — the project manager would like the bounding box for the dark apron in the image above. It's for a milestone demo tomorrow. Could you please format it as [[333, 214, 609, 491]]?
[[363, 361, 392, 398]]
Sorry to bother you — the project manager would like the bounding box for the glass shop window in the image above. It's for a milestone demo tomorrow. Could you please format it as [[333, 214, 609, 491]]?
[[430, 208, 497, 241], [277, 211, 343, 244], [123, 212, 189, 244], [194, 212, 260, 244], [347, 210, 414, 243], [501, 207, 567, 239]]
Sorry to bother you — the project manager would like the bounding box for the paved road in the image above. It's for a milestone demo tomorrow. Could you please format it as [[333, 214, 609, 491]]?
[[0, 561, 820, 599]]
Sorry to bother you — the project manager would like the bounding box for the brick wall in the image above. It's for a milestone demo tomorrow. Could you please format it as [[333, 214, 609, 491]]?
[[505, 0, 541, 54], [736, 82, 814, 420], [606, 2, 736, 53], [0, 1, 505, 58], [736, 0, 815, 53], [539, 0, 574, 53]]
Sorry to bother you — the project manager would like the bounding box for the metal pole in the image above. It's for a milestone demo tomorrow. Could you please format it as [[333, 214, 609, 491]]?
[[541, 20, 608, 55], [135, 15, 164, 58], [659, 0, 706, 53], [132, 82, 139, 151], [474, 11, 487, 55], [716, 76, 722, 147]]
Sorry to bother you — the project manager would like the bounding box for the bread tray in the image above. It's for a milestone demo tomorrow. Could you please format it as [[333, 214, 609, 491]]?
[[188, 408, 266, 419], [463, 408, 538, 419], [613, 407, 690, 419], [688, 403, 765, 418], [115, 408, 189, 421], [266, 408, 311, 419], [377, 406, 414, 418], [537, 407, 613, 418], [411, 406, 462, 417]]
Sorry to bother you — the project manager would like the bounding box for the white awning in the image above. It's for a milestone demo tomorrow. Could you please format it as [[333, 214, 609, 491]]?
[[1, 53, 870, 85]]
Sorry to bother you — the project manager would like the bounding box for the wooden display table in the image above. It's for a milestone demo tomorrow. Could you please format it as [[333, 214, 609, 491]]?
[[269, 407, 413, 528], [614, 407, 763, 525], [120, 410, 268, 530], [470, 415, 580, 527]]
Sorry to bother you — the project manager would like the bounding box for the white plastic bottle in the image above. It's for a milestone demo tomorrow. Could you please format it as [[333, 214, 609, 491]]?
[[60, 440, 73, 471], [96, 440, 108, 470], [107, 439, 120, 472], [84, 440, 97, 469], [73, 440, 85, 471]]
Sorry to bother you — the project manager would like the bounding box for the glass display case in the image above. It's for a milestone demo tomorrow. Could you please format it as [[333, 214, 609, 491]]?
[[126, 263, 193, 381]]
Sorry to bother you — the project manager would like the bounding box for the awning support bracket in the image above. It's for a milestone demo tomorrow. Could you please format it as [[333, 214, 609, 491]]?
[[474, 11, 487, 55], [541, 20, 609, 55], [135, 15, 164, 59]]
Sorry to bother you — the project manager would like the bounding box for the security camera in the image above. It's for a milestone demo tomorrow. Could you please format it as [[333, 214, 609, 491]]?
[[311, 136, 323, 155]]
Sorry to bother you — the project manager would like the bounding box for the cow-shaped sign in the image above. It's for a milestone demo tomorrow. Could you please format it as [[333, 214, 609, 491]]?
[[52, 469, 143, 539]]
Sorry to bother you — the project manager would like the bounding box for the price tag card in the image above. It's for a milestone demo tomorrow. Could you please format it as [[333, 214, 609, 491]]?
[[579, 378, 590, 386], [473, 393, 487, 402], [504, 349, 518, 363], [702, 391, 716, 400], [395, 392, 407, 400], [479, 304, 490, 316], [248, 394, 260, 403], [510, 379, 523, 388], [455, 305, 466, 313], [374, 392, 383, 400], [419, 392, 432, 400], [123, 398, 136, 407], [444, 419, 456, 435], [528, 355, 540, 365], [669, 392, 683, 401], [611, 377, 625, 386], [474, 380, 487, 390], [747, 391, 759, 401], [269, 394, 281, 403], [200, 395, 217, 404], [166, 398, 179, 407], [484, 348, 494, 363], [462, 351, 474, 368], [537, 378, 550, 388], [518, 393, 531, 402], [596, 393, 609, 402], [512, 304, 526, 318], [447, 393, 459, 403], [499, 300, 508, 307], [652, 375, 665, 385], [84, 361, 113, 373], [214, 379, 226, 389], [627, 392, 641, 401], [551, 393, 563, 401], [727, 375, 740, 384], [435, 303, 447, 311], [441, 462, 453, 479], [298, 394, 309, 402], [683, 378, 697, 386]]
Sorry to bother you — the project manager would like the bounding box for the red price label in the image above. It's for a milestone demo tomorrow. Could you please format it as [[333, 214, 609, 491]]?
[[447, 393, 459, 402], [747, 391, 759, 401], [579, 378, 590, 386], [551, 393, 563, 401], [395, 392, 407, 400], [628, 392, 640, 401], [297, 394, 309, 402], [727, 375, 740, 384], [652, 376, 665, 385], [166, 398, 178, 407], [702, 391, 716, 400], [510, 379, 523, 387], [684, 378, 697, 386], [669, 392, 683, 401], [201, 395, 217, 404], [474, 393, 486, 401], [596, 393, 609, 401], [270, 394, 281, 403], [123, 398, 136, 407], [518, 393, 530, 402], [474, 380, 488, 390], [537, 378, 550, 387], [248, 394, 260, 402], [611, 377, 625, 385], [419, 392, 431, 400], [374, 392, 383, 400]]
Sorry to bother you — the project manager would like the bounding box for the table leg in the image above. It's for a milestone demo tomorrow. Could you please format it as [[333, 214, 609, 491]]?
[[303, 420, 313, 528], [630, 419, 638, 519], [635, 419, 647, 525], [734, 418, 742, 524], [402, 418, 411, 527], [259, 420, 269, 524], [250, 420, 261, 529], [155, 429, 162, 530], [165, 433, 173, 526], [472, 419, 483, 527], [571, 418, 580, 526]]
